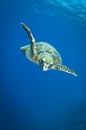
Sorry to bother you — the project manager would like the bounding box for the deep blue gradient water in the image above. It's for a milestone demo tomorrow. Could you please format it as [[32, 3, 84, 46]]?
[[1, 0, 86, 130]]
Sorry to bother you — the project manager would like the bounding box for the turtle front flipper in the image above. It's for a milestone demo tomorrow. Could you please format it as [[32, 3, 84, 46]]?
[[21, 23, 36, 57], [53, 64, 78, 77], [21, 23, 35, 43]]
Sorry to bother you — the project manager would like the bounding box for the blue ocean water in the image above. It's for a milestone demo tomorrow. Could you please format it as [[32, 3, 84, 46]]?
[[1, 0, 86, 130]]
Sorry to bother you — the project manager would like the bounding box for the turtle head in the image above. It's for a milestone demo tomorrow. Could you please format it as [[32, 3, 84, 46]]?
[[38, 56, 53, 71]]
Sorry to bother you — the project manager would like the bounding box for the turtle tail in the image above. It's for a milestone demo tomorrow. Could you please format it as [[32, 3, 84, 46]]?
[[56, 64, 78, 77]]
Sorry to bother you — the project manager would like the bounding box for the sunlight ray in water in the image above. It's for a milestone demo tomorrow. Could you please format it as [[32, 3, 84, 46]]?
[[31, 0, 86, 23]]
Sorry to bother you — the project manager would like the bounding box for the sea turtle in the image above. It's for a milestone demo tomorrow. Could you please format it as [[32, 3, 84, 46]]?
[[20, 23, 78, 77]]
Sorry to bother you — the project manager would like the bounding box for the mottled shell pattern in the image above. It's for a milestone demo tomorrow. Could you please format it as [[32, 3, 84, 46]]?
[[21, 42, 62, 64]]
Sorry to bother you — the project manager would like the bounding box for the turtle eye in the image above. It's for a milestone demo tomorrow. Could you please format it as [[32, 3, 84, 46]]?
[[38, 59, 44, 68], [41, 59, 44, 64], [39, 59, 43, 65]]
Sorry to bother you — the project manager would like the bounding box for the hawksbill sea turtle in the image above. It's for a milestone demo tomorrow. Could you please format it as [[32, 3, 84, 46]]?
[[20, 23, 78, 77]]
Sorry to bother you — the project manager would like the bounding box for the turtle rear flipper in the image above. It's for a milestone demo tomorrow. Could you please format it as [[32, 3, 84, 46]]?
[[53, 64, 78, 77]]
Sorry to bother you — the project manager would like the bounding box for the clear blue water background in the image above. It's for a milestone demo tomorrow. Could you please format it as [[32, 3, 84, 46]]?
[[1, 0, 86, 130]]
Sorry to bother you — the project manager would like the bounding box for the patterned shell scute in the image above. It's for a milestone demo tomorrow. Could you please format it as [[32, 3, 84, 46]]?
[[32, 42, 62, 63]]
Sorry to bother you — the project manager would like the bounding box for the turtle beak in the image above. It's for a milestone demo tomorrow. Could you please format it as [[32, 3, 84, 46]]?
[[42, 66, 48, 71]]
